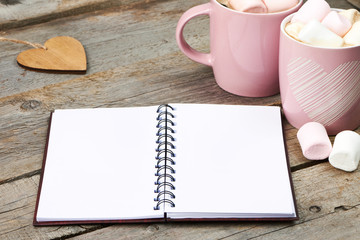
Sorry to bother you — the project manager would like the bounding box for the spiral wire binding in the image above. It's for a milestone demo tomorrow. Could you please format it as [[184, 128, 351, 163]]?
[[154, 104, 176, 210]]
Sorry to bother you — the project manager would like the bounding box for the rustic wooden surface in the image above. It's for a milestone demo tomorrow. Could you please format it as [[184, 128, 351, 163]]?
[[348, 0, 360, 8], [0, 0, 359, 239]]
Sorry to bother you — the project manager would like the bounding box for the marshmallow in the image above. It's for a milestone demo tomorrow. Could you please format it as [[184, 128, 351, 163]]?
[[218, 0, 230, 7], [298, 20, 344, 47], [291, 0, 331, 24], [339, 9, 360, 25], [285, 22, 305, 40], [329, 131, 360, 172], [297, 122, 332, 160], [263, 0, 298, 13], [322, 11, 352, 37], [344, 21, 360, 46], [228, 0, 267, 13]]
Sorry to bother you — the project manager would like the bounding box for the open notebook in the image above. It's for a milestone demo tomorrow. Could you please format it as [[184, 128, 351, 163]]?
[[34, 104, 298, 225]]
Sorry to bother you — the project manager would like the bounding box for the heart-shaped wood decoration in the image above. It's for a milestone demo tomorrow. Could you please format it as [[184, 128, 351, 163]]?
[[17, 36, 87, 73], [287, 57, 360, 126]]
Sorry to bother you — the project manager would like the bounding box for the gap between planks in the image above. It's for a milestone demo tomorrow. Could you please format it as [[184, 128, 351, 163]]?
[[0, 169, 41, 185], [50, 225, 111, 240]]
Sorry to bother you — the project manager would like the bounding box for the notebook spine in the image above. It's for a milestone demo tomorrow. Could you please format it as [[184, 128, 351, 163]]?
[[154, 104, 176, 210]]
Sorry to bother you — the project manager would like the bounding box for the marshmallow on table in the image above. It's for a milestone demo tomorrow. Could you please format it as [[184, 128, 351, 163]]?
[[339, 9, 360, 24], [298, 20, 344, 47], [322, 11, 352, 37], [263, 0, 298, 13], [344, 21, 360, 46], [297, 122, 332, 160], [329, 131, 360, 172], [291, 0, 331, 24], [285, 22, 304, 40], [228, 0, 267, 13]]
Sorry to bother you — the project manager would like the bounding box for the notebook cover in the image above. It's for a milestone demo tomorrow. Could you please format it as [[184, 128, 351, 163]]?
[[280, 114, 299, 220]]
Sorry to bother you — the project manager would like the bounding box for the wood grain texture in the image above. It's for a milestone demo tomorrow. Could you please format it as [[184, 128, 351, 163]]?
[[348, 0, 360, 9], [0, 0, 144, 30], [17, 36, 87, 72], [0, 175, 95, 239], [0, 0, 209, 98]]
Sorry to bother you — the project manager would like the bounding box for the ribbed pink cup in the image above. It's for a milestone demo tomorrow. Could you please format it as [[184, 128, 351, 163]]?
[[279, 12, 360, 135]]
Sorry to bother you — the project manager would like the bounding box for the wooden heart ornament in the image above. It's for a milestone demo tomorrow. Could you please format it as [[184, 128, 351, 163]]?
[[17, 36, 87, 73]]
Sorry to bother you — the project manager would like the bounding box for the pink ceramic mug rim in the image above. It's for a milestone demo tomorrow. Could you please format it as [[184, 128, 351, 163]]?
[[214, 0, 303, 16], [281, 9, 360, 50]]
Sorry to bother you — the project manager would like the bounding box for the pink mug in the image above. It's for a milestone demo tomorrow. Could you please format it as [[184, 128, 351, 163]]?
[[279, 12, 360, 135], [176, 0, 302, 97]]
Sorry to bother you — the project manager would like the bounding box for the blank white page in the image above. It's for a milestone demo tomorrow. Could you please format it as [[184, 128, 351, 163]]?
[[168, 104, 295, 218], [36, 106, 162, 222]]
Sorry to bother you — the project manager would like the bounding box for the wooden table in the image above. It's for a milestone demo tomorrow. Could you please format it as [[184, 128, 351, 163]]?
[[0, 0, 359, 239]]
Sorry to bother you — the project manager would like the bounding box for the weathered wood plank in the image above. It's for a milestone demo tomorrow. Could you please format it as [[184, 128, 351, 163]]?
[[0, 0, 208, 98], [348, 0, 360, 9], [0, 175, 94, 239], [0, 0, 104, 22], [0, 0, 144, 30], [328, 0, 359, 8], [246, 205, 360, 240]]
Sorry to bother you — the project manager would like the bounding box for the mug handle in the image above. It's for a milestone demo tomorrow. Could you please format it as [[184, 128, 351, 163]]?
[[176, 3, 212, 67]]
